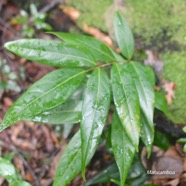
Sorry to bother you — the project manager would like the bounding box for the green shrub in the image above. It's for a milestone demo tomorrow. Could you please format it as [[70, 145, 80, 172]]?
[[1, 12, 166, 186]]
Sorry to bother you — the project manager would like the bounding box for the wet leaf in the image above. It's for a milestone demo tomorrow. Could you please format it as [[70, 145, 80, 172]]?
[[140, 111, 154, 157], [81, 69, 111, 178], [4, 39, 96, 67], [54, 131, 84, 186], [111, 112, 135, 186], [49, 32, 115, 63], [0, 68, 85, 131], [111, 63, 140, 149], [155, 91, 168, 114], [0, 158, 16, 179], [27, 99, 82, 124], [129, 62, 155, 155], [114, 11, 134, 60]]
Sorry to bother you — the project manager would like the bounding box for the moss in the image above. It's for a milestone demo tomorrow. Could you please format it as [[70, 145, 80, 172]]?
[[124, 0, 186, 48], [161, 51, 186, 124], [66, 0, 112, 32]]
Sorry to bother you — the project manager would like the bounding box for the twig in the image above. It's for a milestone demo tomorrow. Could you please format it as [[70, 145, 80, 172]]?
[[40, 0, 65, 13], [0, 0, 3, 12]]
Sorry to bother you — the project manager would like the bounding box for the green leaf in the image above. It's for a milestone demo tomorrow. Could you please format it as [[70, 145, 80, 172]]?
[[111, 63, 140, 150], [4, 39, 96, 67], [114, 12, 134, 60], [0, 158, 16, 179], [81, 69, 111, 179], [26, 99, 82, 124], [155, 91, 168, 114], [11, 180, 31, 186], [54, 131, 91, 186], [111, 112, 135, 186], [49, 32, 115, 63], [86, 164, 119, 186], [129, 62, 155, 155], [140, 111, 154, 157], [129, 62, 155, 122], [0, 68, 85, 131], [154, 131, 171, 151]]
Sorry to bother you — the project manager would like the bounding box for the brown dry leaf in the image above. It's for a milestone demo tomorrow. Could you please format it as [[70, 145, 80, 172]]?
[[163, 81, 176, 105], [82, 23, 112, 47], [164, 146, 182, 159], [164, 178, 179, 186], [3, 97, 13, 107], [144, 50, 164, 72], [59, 5, 80, 21]]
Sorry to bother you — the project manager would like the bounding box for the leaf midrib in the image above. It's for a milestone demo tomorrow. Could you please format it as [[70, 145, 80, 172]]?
[[75, 38, 115, 62], [115, 14, 132, 59], [131, 63, 153, 120], [82, 69, 101, 168], [115, 64, 134, 125], [6, 70, 85, 125], [11, 46, 96, 66], [55, 150, 81, 186]]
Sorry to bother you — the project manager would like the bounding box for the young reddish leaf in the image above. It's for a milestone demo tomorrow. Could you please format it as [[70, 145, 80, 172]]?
[[111, 63, 140, 150], [114, 12, 134, 60], [49, 32, 115, 63], [4, 39, 96, 67], [0, 68, 85, 131], [81, 69, 111, 179], [111, 112, 135, 186]]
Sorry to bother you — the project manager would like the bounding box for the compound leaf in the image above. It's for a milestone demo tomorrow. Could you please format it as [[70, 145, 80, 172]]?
[[111, 63, 140, 150], [4, 39, 96, 67], [114, 12, 134, 60], [0, 68, 85, 131], [81, 69, 111, 178], [49, 32, 115, 63], [111, 112, 135, 186]]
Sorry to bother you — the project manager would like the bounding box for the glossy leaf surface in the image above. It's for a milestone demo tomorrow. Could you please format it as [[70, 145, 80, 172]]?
[[49, 32, 115, 63], [0, 68, 85, 131], [114, 12, 134, 60], [81, 69, 111, 177], [129, 62, 155, 122], [0, 158, 16, 179], [140, 111, 154, 157], [53, 131, 82, 186], [4, 39, 96, 67], [111, 112, 135, 186], [27, 99, 82, 124], [129, 62, 155, 154], [111, 63, 140, 149]]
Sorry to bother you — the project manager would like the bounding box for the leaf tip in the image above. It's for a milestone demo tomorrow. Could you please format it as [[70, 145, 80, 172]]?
[[81, 168, 86, 182], [146, 145, 152, 158], [4, 42, 12, 50]]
